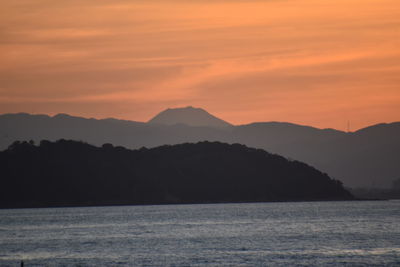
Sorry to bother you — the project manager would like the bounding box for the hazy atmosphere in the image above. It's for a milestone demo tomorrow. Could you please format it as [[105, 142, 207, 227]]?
[[2, 1, 400, 266], [1, 0, 400, 130]]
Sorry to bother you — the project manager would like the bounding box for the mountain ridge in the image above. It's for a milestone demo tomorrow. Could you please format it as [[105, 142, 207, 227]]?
[[5, 111, 397, 133], [1, 110, 399, 188]]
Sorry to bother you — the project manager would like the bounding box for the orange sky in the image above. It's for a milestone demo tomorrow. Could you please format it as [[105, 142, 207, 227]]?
[[1, 0, 399, 131]]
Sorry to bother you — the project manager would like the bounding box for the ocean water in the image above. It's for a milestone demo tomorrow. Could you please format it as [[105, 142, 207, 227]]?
[[0, 201, 399, 266]]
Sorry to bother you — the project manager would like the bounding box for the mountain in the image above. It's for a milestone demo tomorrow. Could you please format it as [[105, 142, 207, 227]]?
[[148, 106, 232, 128], [0, 140, 353, 208], [0, 112, 228, 150], [231, 122, 400, 189], [1, 110, 399, 188]]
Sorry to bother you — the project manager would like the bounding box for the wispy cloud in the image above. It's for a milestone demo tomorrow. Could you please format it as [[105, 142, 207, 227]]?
[[1, 0, 399, 130]]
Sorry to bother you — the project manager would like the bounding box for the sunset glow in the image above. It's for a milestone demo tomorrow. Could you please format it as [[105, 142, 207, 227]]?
[[1, 0, 399, 130]]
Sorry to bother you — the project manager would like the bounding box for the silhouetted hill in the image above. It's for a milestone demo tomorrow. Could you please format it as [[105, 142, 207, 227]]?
[[0, 140, 353, 208], [232, 122, 400, 189], [1, 111, 399, 188], [148, 106, 232, 128]]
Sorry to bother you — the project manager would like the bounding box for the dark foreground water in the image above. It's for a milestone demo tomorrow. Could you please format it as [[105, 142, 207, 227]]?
[[1, 201, 399, 266]]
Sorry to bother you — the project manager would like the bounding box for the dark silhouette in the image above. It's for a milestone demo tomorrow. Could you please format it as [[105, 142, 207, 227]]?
[[1, 109, 399, 188], [0, 140, 353, 208], [148, 106, 232, 128]]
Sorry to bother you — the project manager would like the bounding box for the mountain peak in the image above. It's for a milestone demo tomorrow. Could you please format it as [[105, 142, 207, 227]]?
[[148, 106, 232, 128]]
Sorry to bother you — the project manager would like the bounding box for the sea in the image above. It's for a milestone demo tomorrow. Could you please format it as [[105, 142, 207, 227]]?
[[0, 201, 399, 266]]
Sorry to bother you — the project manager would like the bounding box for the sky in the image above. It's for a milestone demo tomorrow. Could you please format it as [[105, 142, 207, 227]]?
[[1, 0, 399, 131]]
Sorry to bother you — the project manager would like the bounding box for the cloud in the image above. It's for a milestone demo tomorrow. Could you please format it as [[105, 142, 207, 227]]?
[[1, 0, 399, 130]]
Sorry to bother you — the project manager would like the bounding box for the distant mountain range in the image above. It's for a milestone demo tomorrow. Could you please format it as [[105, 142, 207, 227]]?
[[1, 107, 399, 188], [0, 140, 353, 208]]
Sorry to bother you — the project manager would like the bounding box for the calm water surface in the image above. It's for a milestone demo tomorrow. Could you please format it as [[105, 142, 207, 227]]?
[[1, 201, 400, 266]]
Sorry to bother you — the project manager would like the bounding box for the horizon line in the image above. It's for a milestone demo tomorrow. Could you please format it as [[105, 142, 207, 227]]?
[[1, 110, 398, 133]]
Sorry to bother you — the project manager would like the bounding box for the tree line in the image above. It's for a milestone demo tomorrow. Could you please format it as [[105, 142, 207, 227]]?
[[0, 140, 353, 208]]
